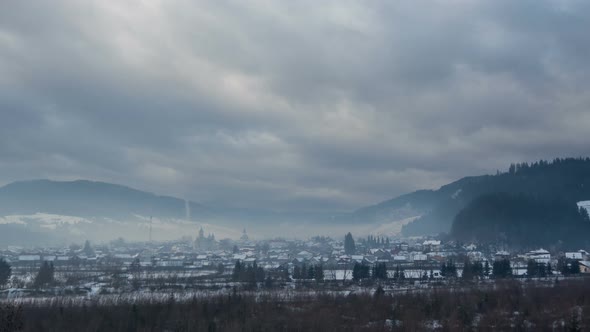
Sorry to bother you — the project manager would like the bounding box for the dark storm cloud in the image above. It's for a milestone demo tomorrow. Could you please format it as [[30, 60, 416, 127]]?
[[1, 0, 590, 211]]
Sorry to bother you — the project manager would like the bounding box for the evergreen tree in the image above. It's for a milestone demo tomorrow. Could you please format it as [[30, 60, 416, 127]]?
[[538, 263, 547, 277], [254, 262, 265, 282], [83, 240, 95, 256], [527, 260, 548, 278], [315, 265, 324, 282], [344, 233, 356, 255], [232, 260, 242, 281], [0, 258, 11, 288], [462, 259, 473, 281], [264, 276, 273, 288], [526, 260, 537, 277], [34, 262, 55, 288], [571, 261, 581, 274], [307, 265, 315, 279], [492, 259, 512, 279], [441, 260, 457, 278], [372, 263, 388, 280], [352, 263, 369, 281], [353, 263, 361, 281], [468, 261, 484, 279], [374, 285, 385, 297]]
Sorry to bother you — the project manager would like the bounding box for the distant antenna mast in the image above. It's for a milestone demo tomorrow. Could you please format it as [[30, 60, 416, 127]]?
[[149, 216, 153, 242]]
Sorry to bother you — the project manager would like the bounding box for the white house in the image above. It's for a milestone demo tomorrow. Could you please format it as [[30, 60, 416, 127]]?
[[393, 255, 407, 262], [526, 249, 550, 264], [423, 240, 441, 251], [579, 261, 590, 273], [18, 255, 41, 261], [350, 255, 364, 263], [296, 251, 314, 260], [411, 253, 428, 262], [565, 252, 583, 260]]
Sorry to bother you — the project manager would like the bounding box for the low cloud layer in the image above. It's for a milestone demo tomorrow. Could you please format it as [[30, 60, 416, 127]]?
[[1, 1, 590, 211]]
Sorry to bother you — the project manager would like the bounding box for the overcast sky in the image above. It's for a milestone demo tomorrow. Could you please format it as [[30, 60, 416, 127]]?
[[1, 1, 590, 212]]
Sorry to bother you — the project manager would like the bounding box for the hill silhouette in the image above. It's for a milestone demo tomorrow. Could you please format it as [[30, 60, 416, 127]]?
[[351, 157, 590, 246], [0, 179, 212, 220]]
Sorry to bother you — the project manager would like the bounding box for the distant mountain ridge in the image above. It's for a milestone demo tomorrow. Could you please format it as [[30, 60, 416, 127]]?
[[0, 179, 211, 220], [0, 179, 344, 225], [0, 179, 348, 246], [1, 157, 589, 248]]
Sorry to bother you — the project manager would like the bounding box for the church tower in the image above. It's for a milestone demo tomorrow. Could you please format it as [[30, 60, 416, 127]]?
[[240, 228, 249, 241]]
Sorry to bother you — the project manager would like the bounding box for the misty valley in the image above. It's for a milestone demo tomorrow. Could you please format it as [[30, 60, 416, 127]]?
[[1, 159, 590, 331], [3, 1, 590, 329]]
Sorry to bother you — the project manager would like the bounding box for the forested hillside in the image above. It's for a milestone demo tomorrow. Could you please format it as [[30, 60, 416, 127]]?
[[451, 192, 590, 249], [400, 157, 590, 239]]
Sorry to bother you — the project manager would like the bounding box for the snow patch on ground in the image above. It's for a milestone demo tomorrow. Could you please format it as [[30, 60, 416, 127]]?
[[368, 216, 421, 236]]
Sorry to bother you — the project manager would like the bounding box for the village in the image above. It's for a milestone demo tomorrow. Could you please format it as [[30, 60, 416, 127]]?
[[1, 226, 590, 300]]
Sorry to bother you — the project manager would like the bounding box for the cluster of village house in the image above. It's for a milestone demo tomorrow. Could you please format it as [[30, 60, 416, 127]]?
[[2, 228, 590, 279]]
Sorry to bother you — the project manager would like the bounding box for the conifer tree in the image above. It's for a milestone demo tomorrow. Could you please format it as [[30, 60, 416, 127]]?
[[344, 233, 356, 255], [0, 258, 11, 288], [34, 262, 55, 288]]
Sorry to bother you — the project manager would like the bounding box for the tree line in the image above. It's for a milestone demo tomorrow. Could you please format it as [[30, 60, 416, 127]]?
[[7, 278, 590, 331], [292, 264, 324, 282]]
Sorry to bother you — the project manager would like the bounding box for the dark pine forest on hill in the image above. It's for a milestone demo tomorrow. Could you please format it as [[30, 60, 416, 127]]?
[[401, 157, 590, 249]]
